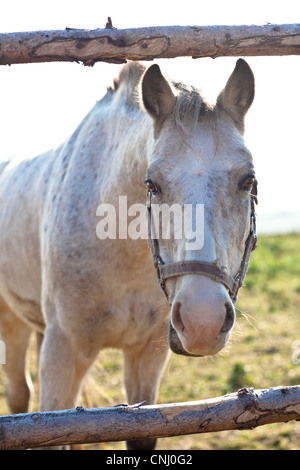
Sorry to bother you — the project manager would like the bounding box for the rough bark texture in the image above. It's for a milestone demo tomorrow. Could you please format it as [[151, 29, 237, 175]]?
[[0, 386, 299, 449], [0, 24, 299, 66]]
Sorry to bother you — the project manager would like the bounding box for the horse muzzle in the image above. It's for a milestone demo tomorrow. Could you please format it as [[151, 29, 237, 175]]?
[[168, 277, 235, 357]]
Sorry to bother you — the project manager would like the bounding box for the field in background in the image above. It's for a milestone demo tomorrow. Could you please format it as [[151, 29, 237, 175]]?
[[0, 234, 300, 450]]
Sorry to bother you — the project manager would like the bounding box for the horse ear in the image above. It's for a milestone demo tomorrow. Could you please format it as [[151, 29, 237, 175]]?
[[141, 64, 176, 120], [217, 59, 254, 130]]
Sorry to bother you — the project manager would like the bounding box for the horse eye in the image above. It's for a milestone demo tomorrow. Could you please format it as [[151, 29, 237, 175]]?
[[240, 175, 255, 191], [144, 178, 158, 194]]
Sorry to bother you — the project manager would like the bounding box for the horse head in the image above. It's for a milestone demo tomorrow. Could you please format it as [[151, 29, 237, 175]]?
[[141, 59, 256, 357]]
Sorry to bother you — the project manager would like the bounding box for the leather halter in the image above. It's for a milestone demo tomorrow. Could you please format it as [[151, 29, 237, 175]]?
[[147, 182, 258, 304]]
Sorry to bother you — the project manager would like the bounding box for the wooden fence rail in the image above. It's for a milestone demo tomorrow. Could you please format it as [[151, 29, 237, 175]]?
[[0, 385, 299, 449], [0, 23, 299, 66]]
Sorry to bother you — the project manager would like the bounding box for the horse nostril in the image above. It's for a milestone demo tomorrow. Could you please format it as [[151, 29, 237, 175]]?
[[172, 301, 186, 334], [218, 302, 235, 336]]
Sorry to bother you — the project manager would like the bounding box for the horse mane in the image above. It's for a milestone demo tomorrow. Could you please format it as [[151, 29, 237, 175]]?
[[0, 161, 9, 178], [107, 62, 146, 108]]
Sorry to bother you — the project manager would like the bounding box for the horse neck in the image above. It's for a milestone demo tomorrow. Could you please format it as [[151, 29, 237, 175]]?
[[111, 111, 154, 206], [101, 109, 154, 267]]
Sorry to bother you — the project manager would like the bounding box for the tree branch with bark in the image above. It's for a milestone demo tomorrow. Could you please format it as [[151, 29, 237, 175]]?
[[0, 386, 299, 449], [0, 23, 299, 66]]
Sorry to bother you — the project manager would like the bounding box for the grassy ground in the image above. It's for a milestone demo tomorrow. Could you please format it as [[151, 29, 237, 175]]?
[[0, 234, 300, 450]]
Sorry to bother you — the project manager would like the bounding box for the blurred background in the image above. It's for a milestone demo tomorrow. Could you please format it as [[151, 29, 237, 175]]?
[[0, 0, 299, 450]]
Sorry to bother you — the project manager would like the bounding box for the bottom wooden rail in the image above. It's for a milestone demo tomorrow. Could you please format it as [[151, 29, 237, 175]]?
[[0, 385, 299, 449]]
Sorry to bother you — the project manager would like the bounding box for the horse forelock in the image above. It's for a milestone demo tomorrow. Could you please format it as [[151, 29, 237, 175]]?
[[173, 82, 213, 125], [172, 83, 216, 148]]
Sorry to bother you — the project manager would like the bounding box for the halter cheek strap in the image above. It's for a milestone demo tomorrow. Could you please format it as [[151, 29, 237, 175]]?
[[147, 184, 257, 303]]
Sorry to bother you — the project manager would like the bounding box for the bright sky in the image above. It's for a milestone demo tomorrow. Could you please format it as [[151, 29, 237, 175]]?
[[0, 0, 299, 219]]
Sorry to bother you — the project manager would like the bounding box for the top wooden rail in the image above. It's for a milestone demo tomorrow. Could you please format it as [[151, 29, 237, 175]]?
[[0, 23, 299, 66]]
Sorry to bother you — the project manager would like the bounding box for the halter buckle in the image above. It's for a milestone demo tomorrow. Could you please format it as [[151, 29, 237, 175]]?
[[153, 255, 163, 269]]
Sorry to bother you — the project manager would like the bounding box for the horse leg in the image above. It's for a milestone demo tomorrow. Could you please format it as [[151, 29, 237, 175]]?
[[38, 322, 96, 412], [123, 322, 169, 450], [0, 307, 33, 414]]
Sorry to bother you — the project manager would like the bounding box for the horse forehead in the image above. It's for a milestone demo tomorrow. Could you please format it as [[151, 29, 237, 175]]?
[[150, 141, 253, 180], [154, 114, 250, 161]]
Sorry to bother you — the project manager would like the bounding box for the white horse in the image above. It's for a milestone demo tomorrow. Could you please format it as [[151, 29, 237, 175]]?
[[0, 59, 255, 449]]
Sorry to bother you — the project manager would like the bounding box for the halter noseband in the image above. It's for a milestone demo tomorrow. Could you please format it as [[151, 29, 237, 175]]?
[[147, 183, 257, 304]]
